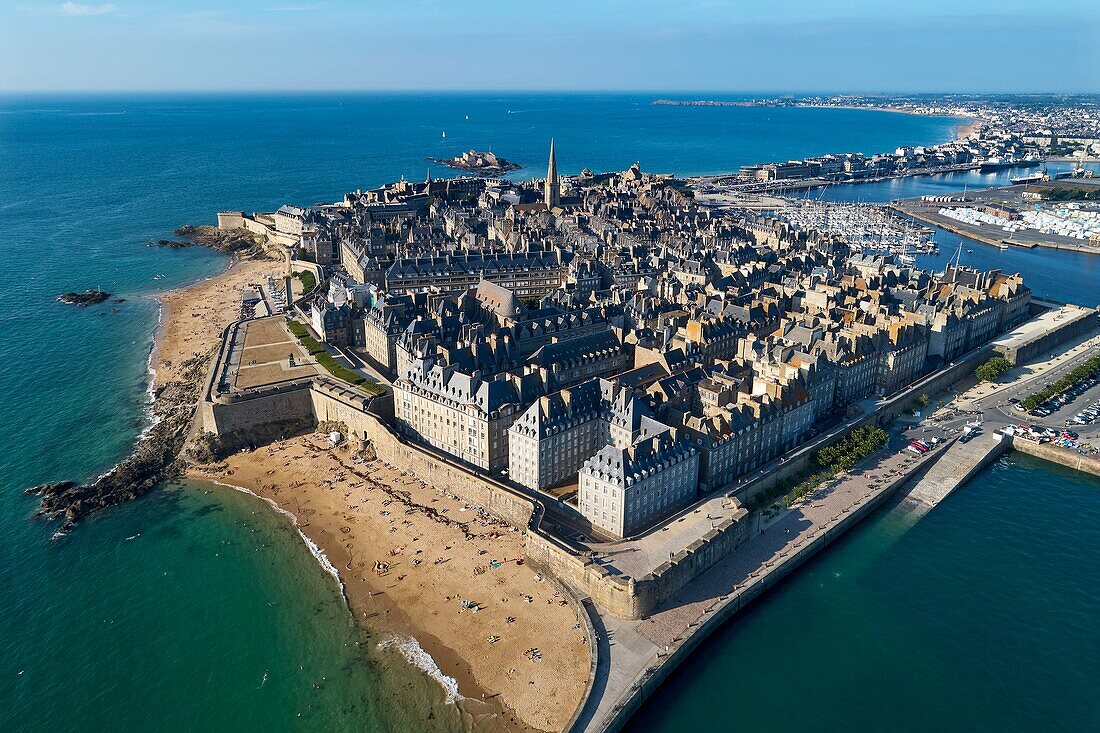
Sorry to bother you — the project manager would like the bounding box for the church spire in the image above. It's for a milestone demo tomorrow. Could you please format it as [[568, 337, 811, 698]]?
[[544, 138, 560, 208]]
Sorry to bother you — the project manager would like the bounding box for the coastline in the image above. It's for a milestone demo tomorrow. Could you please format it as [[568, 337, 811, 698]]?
[[149, 254, 589, 732], [797, 104, 981, 140], [185, 434, 591, 733]]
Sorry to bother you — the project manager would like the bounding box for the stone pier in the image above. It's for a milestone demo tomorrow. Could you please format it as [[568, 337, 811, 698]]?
[[903, 432, 1011, 507]]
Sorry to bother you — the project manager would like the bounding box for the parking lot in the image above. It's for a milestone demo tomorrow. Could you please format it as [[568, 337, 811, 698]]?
[[1020, 373, 1100, 425]]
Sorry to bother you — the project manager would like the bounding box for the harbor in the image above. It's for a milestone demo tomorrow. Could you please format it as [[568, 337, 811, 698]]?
[[760, 198, 938, 259], [890, 180, 1100, 255]]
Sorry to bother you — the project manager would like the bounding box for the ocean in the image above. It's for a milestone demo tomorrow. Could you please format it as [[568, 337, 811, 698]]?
[[0, 93, 1095, 732], [626, 454, 1100, 733]]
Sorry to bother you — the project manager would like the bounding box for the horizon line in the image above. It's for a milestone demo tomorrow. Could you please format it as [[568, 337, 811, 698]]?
[[1, 88, 1098, 97]]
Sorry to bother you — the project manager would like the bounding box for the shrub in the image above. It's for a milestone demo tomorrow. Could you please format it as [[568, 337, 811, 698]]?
[[746, 425, 888, 511], [285, 319, 389, 395], [293, 270, 317, 294], [286, 319, 309, 339]]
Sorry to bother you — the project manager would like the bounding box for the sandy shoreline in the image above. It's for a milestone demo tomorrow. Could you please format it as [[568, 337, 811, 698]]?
[[186, 436, 590, 732], [153, 255, 282, 389], [153, 255, 590, 731]]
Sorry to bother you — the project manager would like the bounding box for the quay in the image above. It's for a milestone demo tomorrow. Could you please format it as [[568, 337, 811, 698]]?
[[1011, 438, 1100, 478], [889, 187, 1100, 256]]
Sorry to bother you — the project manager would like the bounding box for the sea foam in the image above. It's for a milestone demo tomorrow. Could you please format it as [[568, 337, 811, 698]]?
[[377, 635, 463, 704]]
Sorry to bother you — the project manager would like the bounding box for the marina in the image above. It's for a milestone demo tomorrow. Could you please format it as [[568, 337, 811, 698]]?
[[766, 198, 938, 258]]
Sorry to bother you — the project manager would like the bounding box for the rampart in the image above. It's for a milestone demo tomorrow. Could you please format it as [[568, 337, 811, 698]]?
[[200, 357, 756, 620], [198, 316, 993, 622]]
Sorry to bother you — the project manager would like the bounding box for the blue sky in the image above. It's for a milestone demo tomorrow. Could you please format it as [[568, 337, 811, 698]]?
[[1, 1, 1097, 92]]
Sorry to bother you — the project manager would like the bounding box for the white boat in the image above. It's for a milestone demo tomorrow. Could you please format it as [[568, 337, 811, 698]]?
[[1010, 171, 1046, 185]]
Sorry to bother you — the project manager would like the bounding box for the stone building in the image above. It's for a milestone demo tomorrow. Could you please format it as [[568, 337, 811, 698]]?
[[508, 378, 649, 492], [578, 425, 699, 538]]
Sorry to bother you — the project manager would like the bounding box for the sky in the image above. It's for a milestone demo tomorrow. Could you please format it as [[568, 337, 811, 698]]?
[[1, 0, 1098, 93]]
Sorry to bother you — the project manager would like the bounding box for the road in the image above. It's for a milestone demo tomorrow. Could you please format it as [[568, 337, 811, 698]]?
[[957, 330, 1100, 441]]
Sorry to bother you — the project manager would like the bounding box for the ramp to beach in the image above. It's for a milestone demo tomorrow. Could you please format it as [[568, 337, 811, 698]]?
[[905, 432, 1009, 507]]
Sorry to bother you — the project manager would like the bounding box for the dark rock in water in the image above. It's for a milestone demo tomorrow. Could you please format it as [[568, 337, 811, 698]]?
[[156, 239, 195, 248], [58, 290, 111, 306], [25, 352, 211, 535]]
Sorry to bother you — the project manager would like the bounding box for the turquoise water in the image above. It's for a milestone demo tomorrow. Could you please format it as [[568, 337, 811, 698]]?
[[627, 454, 1100, 732], [0, 93, 1092, 731], [2, 480, 460, 731]]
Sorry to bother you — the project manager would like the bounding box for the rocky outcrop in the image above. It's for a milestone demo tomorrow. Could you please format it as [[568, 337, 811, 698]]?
[[25, 352, 211, 536], [167, 225, 265, 256], [58, 290, 110, 306]]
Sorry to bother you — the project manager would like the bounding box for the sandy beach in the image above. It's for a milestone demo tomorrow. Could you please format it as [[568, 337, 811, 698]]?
[[187, 436, 591, 732], [154, 256, 282, 388], [155, 255, 590, 731]]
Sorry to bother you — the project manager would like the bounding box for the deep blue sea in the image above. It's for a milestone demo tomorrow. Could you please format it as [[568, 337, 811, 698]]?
[[0, 94, 1096, 732]]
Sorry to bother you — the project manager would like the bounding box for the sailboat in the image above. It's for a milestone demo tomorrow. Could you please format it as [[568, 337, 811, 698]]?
[[441, 130, 446, 139]]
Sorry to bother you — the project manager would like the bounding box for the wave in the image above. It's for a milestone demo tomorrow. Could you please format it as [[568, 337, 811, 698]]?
[[377, 635, 463, 705], [209, 480, 346, 594], [137, 301, 167, 442], [207, 479, 464, 707]]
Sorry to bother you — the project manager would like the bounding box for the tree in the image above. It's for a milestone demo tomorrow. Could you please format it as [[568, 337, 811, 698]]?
[[975, 356, 1012, 383]]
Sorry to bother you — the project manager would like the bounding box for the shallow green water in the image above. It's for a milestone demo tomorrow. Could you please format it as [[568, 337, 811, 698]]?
[[1, 480, 464, 731]]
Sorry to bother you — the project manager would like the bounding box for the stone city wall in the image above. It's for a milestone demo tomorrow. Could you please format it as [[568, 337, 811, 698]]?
[[631, 511, 749, 617], [200, 382, 316, 449], [525, 532, 639, 619], [994, 308, 1098, 366], [359, 398, 539, 529], [201, 376, 752, 620]]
